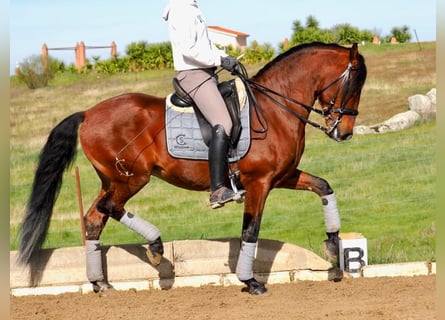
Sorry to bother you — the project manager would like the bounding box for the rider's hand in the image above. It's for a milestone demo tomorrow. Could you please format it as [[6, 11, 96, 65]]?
[[220, 56, 239, 74]]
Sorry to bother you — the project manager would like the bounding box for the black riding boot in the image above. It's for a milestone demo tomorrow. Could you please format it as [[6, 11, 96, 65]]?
[[209, 125, 237, 209]]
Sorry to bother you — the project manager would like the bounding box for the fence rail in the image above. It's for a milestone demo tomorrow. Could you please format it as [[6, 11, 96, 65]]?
[[41, 41, 117, 71]]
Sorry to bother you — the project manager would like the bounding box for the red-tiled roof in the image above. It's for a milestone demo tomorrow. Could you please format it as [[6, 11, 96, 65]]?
[[208, 26, 249, 37]]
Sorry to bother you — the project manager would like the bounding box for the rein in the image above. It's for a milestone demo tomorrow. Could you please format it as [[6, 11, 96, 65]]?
[[237, 62, 357, 135], [113, 59, 358, 172]]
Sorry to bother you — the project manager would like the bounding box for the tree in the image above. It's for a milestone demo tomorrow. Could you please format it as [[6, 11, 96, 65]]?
[[360, 30, 375, 43], [290, 17, 334, 47], [282, 15, 415, 50], [305, 15, 319, 29], [332, 23, 361, 44], [292, 19, 304, 34], [242, 41, 275, 64], [390, 25, 411, 43]]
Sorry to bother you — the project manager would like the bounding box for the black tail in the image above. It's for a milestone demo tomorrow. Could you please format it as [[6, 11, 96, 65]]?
[[17, 112, 85, 266]]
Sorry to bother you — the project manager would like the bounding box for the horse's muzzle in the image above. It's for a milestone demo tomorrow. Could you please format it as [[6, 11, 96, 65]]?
[[328, 127, 353, 142]]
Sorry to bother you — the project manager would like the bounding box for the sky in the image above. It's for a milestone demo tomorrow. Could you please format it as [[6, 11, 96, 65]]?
[[10, 0, 436, 74]]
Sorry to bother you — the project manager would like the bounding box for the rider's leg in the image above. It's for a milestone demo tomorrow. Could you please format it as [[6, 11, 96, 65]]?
[[177, 69, 244, 208], [177, 68, 232, 134], [208, 124, 238, 208]]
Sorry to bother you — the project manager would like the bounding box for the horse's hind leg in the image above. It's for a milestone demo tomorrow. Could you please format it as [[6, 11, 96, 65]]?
[[115, 212, 163, 266], [84, 181, 164, 293], [83, 189, 112, 293]]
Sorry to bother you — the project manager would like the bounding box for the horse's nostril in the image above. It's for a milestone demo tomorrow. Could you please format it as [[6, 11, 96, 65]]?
[[328, 129, 353, 142]]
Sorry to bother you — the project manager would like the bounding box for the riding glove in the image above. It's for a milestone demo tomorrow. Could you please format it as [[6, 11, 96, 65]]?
[[220, 56, 239, 73]]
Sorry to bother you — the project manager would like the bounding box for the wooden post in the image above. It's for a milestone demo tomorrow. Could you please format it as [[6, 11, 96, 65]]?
[[78, 41, 86, 71], [79, 41, 86, 68], [75, 42, 80, 71], [41, 43, 48, 70], [75, 167, 86, 245], [282, 38, 289, 51], [75, 41, 86, 71], [41, 43, 48, 59], [14, 63, 21, 76], [111, 41, 117, 60]]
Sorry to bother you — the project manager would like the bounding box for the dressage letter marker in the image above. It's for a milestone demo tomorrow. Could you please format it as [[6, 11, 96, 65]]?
[[339, 232, 368, 277]]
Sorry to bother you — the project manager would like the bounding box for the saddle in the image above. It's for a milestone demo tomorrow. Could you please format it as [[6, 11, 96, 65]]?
[[165, 77, 250, 194], [171, 77, 243, 147]]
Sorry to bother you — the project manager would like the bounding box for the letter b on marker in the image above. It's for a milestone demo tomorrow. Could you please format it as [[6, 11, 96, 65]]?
[[343, 247, 365, 273]]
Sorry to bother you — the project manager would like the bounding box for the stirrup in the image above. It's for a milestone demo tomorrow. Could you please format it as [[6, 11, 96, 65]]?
[[230, 178, 246, 203], [228, 159, 245, 203]]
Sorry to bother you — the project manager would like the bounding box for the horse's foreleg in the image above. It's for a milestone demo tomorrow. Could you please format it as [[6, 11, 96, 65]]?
[[291, 170, 341, 263], [278, 170, 340, 263], [237, 214, 268, 295], [320, 193, 341, 264], [236, 187, 269, 295]]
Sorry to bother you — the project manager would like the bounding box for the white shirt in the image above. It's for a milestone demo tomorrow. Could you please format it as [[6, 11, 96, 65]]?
[[163, 0, 227, 71]]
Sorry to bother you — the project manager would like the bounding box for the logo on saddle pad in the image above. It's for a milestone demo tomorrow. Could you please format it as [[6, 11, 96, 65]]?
[[165, 79, 251, 162]]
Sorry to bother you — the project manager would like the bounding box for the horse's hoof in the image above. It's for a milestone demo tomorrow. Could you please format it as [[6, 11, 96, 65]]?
[[146, 250, 162, 266], [91, 281, 113, 294], [147, 237, 164, 266], [323, 238, 339, 264], [242, 278, 268, 295], [328, 266, 344, 282]]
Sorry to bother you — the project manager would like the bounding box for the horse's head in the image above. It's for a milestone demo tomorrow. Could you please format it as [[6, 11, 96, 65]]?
[[248, 42, 367, 142], [316, 43, 367, 142]]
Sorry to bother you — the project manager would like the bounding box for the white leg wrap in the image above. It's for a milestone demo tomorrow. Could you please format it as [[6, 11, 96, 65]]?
[[119, 211, 161, 242], [85, 240, 104, 282], [236, 241, 257, 281], [322, 193, 341, 233]]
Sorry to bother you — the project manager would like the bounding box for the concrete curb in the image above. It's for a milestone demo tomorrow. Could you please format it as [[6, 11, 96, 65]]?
[[10, 239, 436, 296], [361, 261, 436, 278]]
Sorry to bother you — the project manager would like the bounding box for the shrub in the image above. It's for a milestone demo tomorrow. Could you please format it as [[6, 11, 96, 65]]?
[[16, 55, 62, 89], [94, 56, 130, 74], [125, 41, 173, 72]]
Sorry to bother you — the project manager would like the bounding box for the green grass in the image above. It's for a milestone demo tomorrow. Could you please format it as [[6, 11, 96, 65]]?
[[9, 120, 435, 264], [10, 42, 436, 265]]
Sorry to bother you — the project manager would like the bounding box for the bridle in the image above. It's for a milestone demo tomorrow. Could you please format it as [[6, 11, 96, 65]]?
[[315, 62, 359, 135], [237, 61, 359, 136]]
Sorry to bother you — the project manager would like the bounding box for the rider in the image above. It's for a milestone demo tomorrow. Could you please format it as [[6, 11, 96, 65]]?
[[163, 0, 244, 209]]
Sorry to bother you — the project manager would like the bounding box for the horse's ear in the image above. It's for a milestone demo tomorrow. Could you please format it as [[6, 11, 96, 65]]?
[[349, 43, 359, 66]]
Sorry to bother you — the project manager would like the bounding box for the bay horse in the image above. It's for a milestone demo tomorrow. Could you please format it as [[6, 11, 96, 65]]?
[[18, 42, 367, 295]]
